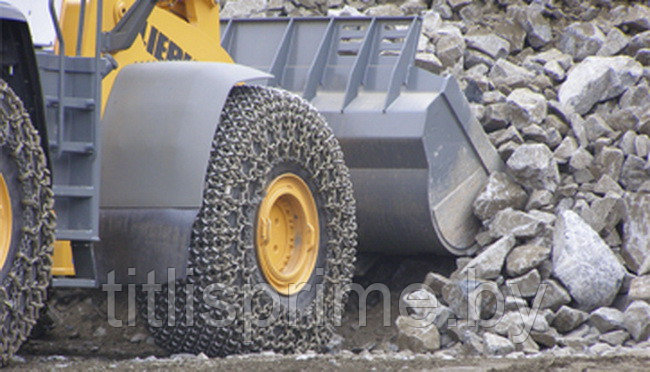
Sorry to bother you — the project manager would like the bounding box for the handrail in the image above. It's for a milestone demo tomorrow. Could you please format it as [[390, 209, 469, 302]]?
[[48, 0, 65, 158]]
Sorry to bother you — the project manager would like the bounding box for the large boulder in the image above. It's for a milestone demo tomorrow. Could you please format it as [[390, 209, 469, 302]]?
[[473, 172, 527, 222], [558, 56, 643, 115], [507, 144, 560, 192], [552, 210, 627, 311]]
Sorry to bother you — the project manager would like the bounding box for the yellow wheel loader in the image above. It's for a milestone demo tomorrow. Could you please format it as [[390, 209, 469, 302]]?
[[0, 0, 502, 362]]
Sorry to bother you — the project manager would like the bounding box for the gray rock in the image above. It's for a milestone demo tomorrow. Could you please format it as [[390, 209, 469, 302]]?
[[599, 330, 630, 346], [569, 148, 594, 182], [498, 141, 520, 161], [504, 296, 528, 312], [402, 289, 439, 318], [591, 194, 625, 232], [489, 126, 523, 147], [506, 269, 541, 298], [363, 4, 403, 16], [220, 0, 266, 18], [515, 4, 553, 49], [483, 332, 515, 356], [473, 172, 527, 222], [506, 244, 550, 277], [435, 32, 465, 68], [558, 56, 644, 115], [530, 327, 561, 347], [489, 59, 536, 90], [507, 143, 560, 192], [544, 60, 565, 82], [589, 307, 625, 333], [482, 103, 510, 131], [552, 210, 627, 311], [526, 189, 553, 210], [457, 235, 515, 280], [553, 136, 578, 164], [558, 323, 600, 349], [506, 88, 547, 127], [618, 130, 636, 155], [423, 272, 451, 298], [613, 4, 650, 32], [620, 81, 650, 108], [608, 107, 640, 132], [395, 315, 441, 352], [623, 301, 650, 342], [593, 174, 624, 196], [465, 33, 509, 59], [415, 53, 444, 74], [584, 114, 615, 142], [553, 306, 588, 333], [620, 155, 650, 191], [592, 146, 625, 181], [493, 20, 527, 53], [558, 22, 606, 61], [598, 28, 631, 57], [629, 275, 650, 301], [528, 49, 573, 70], [420, 10, 442, 38], [447, 0, 472, 10], [489, 208, 544, 239], [622, 193, 650, 275], [539, 279, 572, 311]]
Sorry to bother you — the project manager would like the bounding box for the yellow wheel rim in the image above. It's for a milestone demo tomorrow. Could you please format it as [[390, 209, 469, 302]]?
[[256, 173, 319, 296], [0, 174, 12, 269]]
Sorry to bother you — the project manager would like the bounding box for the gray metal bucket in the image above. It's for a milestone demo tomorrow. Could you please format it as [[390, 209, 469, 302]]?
[[221, 16, 503, 255]]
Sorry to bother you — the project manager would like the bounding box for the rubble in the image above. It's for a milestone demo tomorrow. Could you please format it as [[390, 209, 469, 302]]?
[[258, 0, 650, 356]]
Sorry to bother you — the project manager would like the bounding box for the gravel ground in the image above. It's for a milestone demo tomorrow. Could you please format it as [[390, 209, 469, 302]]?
[[8, 256, 650, 370]]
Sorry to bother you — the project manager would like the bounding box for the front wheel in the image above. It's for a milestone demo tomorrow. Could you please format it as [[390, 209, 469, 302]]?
[[143, 85, 357, 356], [0, 79, 55, 365]]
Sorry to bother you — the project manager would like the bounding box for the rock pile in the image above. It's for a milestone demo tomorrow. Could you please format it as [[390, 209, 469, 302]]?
[[218, 0, 650, 357]]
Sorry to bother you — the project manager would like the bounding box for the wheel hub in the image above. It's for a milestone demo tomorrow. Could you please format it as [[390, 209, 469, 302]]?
[[0, 173, 12, 269], [256, 173, 319, 296]]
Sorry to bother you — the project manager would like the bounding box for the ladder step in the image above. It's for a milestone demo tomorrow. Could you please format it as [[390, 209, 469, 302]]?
[[45, 96, 96, 110], [53, 185, 95, 198], [55, 229, 97, 241], [49, 141, 95, 154]]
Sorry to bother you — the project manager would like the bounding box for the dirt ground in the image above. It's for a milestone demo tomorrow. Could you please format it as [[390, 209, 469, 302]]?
[[9, 255, 650, 370]]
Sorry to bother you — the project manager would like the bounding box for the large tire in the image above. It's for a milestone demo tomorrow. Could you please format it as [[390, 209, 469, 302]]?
[[0, 79, 55, 364], [142, 85, 357, 356]]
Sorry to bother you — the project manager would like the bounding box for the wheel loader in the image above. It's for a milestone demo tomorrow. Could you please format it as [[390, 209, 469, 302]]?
[[0, 0, 502, 362]]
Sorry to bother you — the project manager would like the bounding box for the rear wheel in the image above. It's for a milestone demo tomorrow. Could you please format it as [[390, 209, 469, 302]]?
[[143, 85, 357, 356], [0, 79, 55, 364]]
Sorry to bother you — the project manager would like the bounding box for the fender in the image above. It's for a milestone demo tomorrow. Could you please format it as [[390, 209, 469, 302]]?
[[101, 61, 271, 208], [96, 62, 271, 285]]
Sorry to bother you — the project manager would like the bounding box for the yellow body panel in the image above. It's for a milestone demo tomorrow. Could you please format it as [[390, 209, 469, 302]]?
[[59, 0, 233, 112], [52, 0, 233, 276], [52, 240, 75, 276]]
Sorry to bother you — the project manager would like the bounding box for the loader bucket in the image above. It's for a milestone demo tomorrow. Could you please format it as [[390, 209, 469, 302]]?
[[221, 16, 503, 255]]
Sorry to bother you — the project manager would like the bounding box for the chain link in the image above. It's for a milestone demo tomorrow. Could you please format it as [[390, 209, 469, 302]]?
[[141, 85, 357, 356], [0, 79, 56, 365]]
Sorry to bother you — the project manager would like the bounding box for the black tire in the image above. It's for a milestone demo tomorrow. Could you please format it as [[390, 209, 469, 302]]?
[[0, 79, 55, 364], [142, 85, 357, 356]]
